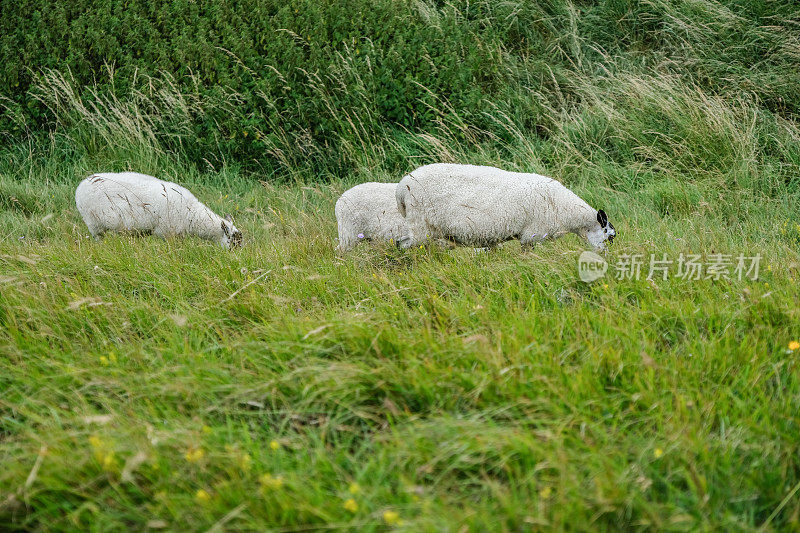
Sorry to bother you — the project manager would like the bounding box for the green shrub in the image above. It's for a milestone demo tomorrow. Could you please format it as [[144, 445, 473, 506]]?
[[1, 0, 799, 180]]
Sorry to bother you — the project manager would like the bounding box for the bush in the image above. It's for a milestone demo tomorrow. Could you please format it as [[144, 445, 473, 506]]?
[[2, 0, 799, 179]]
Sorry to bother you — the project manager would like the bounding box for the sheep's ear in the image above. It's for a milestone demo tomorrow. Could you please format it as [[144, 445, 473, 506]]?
[[221, 220, 231, 238], [597, 209, 608, 227]]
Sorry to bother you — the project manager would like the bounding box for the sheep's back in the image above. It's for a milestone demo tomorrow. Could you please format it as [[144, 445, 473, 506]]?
[[76, 173, 198, 234], [401, 164, 594, 243], [401, 164, 535, 233]]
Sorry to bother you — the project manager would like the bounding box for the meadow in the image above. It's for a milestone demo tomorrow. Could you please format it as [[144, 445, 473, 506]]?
[[2, 0, 800, 530]]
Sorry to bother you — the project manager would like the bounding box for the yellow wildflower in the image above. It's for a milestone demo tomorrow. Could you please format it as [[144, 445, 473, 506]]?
[[185, 448, 205, 462], [202, 425, 213, 435], [99, 356, 109, 366], [270, 440, 280, 451], [195, 489, 211, 503], [539, 486, 552, 499], [383, 510, 402, 526], [89, 435, 114, 465], [260, 473, 284, 490], [348, 482, 361, 495], [101, 452, 115, 470], [653, 448, 664, 459], [343, 498, 358, 513], [789, 341, 800, 351]]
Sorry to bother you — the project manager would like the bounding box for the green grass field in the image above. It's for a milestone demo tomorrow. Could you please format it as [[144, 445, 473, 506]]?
[[1, 142, 799, 530], [3, 0, 800, 530]]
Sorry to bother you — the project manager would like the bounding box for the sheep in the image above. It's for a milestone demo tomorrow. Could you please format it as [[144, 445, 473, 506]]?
[[335, 182, 406, 252], [75, 172, 242, 248], [395, 163, 616, 251]]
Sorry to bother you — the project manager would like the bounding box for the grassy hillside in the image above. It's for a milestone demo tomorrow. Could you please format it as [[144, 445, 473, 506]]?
[[2, 0, 800, 530], [1, 156, 799, 530]]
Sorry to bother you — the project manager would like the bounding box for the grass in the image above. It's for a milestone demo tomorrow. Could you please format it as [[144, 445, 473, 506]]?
[[1, 141, 799, 530], [2, 1, 800, 528]]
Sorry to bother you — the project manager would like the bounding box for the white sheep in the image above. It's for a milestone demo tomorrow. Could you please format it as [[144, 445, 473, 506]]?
[[395, 163, 616, 250], [335, 182, 406, 252], [75, 172, 242, 248]]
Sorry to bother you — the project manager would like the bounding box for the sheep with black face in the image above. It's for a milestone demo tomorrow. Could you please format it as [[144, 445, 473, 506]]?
[[395, 163, 615, 251]]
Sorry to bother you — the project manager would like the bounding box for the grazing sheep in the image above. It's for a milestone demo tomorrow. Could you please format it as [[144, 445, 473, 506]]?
[[75, 172, 242, 248], [395, 163, 616, 251], [335, 182, 406, 252]]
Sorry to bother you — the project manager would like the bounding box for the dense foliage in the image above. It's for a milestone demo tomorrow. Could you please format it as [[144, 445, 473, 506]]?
[[2, 0, 800, 177]]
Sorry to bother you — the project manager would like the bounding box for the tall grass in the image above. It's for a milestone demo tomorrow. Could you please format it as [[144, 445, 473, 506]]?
[[2, 0, 800, 530], [16, 55, 800, 196], [4, 0, 800, 176], [1, 159, 799, 529]]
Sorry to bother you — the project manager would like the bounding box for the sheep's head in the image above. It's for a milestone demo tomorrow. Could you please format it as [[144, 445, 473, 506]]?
[[586, 209, 615, 251], [220, 215, 243, 249]]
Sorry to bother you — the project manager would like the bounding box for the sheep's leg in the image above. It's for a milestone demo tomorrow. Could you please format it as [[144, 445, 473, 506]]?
[[152, 226, 175, 240], [82, 213, 106, 239], [433, 238, 457, 250], [335, 216, 360, 252], [83, 222, 105, 240], [519, 229, 545, 250], [336, 235, 357, 253], [396, 233, 417, 249]]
